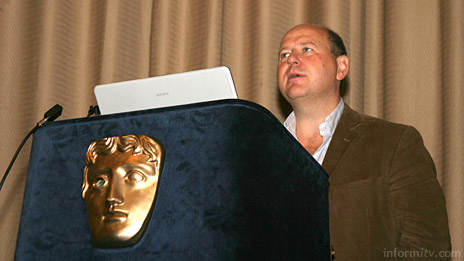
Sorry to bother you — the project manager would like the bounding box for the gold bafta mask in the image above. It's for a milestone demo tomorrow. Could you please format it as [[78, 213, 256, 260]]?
[[82, 135, 165, 248]]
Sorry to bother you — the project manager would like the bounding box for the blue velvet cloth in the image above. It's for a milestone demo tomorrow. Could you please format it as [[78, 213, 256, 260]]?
[[15, 99, 329, 260]]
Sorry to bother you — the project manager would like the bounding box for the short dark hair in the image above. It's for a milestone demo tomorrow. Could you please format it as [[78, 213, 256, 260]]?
[[326, 28, 347, 58]]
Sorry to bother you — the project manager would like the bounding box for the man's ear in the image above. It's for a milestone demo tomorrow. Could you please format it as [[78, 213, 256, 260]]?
[[336, 55, 349, 81]]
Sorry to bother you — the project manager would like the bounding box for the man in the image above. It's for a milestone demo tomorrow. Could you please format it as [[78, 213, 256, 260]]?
[[278, 24, 450, 259], [82, 134, 165, 248]]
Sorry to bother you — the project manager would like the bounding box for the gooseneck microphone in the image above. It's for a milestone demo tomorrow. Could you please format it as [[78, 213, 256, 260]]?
[[0, 104, 63, 191]]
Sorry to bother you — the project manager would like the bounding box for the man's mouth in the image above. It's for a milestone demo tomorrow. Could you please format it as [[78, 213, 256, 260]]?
[[288, 73, 303, 79]]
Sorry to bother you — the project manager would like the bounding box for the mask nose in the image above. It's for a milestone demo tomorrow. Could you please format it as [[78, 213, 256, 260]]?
[[106, 179, 124, 208]]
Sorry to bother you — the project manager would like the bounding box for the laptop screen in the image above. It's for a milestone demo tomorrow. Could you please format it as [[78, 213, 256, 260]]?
[[94, 66, 238, 115]]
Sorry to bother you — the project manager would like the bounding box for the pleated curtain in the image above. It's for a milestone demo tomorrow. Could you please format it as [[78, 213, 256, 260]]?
[[1, 0, 463, 259]]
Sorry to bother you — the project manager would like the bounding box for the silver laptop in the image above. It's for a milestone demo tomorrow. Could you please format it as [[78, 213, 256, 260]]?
[[94, 66, 238, 115]]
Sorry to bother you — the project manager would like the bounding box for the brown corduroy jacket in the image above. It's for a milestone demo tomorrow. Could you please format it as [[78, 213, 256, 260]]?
[[322, 104, 451, 260]]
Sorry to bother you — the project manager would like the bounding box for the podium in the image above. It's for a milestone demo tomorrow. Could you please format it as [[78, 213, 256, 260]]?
[[15, 100, 330, 260]]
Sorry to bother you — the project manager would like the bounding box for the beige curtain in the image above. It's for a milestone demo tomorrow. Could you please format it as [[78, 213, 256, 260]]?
[[1, 0, 463, 259]]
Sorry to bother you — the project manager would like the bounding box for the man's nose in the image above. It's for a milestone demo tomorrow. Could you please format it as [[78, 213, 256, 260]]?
[[287, 52, 300, 65]]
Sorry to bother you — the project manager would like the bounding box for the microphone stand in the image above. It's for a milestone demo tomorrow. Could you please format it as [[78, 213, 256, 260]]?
[[0, 104, 63, 191]]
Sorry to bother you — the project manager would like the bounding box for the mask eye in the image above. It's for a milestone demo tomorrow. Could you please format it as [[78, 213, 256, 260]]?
[[126, 171, 145, 184], [92, 176, 107, 189]]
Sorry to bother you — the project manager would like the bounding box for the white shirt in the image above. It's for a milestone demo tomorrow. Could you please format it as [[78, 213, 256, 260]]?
[[283, 99, 345, 165]]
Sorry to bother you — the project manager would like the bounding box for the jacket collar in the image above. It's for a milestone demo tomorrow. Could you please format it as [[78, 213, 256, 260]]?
[[321, 104, 361, 175]]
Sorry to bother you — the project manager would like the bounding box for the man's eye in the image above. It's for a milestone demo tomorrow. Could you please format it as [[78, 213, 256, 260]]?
[[126, 171, 145, 183], [303, 47, 312, 52], [280, 53, 290, 59], [93, 177, 107, 189]]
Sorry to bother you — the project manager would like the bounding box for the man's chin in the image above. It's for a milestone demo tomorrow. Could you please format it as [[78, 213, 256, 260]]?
[[285, 84, 309, 97], [286, 91, 309, 102]]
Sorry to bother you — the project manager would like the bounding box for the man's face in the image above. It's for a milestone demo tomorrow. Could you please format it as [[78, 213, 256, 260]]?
[[83, 150, 159, 248], [277, 25, 345, 104]]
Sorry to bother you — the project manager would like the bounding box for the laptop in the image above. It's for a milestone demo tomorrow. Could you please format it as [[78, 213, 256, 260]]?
[[94, 66, 238, 115]]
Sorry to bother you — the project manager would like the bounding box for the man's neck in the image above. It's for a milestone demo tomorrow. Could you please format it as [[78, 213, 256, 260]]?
[[292, 96, 340, 130], [291, 96, 341, 153]]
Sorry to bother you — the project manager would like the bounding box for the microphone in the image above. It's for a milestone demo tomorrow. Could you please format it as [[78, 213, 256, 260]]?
[[0, 104, 63, 191], [37, 104, 63, 127]]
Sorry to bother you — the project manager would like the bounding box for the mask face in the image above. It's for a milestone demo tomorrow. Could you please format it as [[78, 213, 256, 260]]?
[[82, 136, 164, 248]]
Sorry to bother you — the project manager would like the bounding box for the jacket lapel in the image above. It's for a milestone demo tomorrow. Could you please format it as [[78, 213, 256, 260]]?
[[322, 104, 361, 176]]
